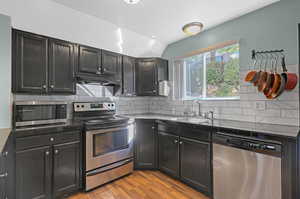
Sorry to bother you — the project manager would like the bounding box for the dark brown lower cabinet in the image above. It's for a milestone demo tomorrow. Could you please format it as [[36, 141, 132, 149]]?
[[16, 132, 81, 199], [158, 131, 180, 178], [53, 142, 80, 198], [180, 137, 211, 195], [134, 119, 157, 169], [16, 146, 52, 199]]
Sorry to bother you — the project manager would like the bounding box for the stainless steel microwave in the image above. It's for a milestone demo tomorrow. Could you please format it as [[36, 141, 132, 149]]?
[[14, 101, 68, 127]]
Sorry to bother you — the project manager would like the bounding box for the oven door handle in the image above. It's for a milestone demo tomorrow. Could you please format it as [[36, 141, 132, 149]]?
[[86, 158, 133, 176], [86, 125, 131, 135]]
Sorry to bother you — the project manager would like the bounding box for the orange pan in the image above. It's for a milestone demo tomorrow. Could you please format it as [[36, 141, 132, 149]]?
[[257, 56, 269, 92], [280, 56, 298, 90], [266, 58, 282, 99], [263, 55, 276, 97], [244, 59, 257, 82]]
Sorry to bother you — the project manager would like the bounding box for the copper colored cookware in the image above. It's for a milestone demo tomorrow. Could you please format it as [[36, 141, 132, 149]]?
[[257, 57, 269, 92], [263, 56, 276, 97], [281, 56, 298, 90], [271, 72, 286, 99], [244, 59, 257, 82], [252, 55, 263, 85], [266, 60, 282, 99]]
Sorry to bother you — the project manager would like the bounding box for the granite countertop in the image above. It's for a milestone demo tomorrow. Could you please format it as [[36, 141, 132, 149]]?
[[13, 120, 83, 137], [0, 128, 11, 152], [124, 113, 300, 138]]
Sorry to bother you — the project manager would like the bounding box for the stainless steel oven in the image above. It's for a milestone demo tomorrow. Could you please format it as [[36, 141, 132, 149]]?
[[85, 123, 134, 191], [85, 124, 134, 171], [14, 101, 67, 127]]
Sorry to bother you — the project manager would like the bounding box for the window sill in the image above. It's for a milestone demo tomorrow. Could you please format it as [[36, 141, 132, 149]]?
[[182, 96, 240, 101]]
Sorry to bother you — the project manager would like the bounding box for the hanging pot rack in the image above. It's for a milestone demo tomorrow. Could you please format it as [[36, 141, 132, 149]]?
[[245, 49, 298, 99]]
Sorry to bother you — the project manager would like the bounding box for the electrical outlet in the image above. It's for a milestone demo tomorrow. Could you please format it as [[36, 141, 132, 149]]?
[[255, 101, 266, 111]]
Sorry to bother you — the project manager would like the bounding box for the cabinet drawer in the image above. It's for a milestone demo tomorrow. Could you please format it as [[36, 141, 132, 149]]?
[[16, 131, 80, 151], [157, 120, 179, 135], [180, 125, 211, 142]]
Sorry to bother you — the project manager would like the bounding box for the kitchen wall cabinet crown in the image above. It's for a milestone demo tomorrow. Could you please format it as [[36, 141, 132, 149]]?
[[12, 30, 76, 94]]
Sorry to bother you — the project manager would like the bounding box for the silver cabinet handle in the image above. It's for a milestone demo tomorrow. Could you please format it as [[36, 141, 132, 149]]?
[[50, 137, 54, 142], [179, 141, 183, 145], [153, 90, 156, 93], [174, 140, 178, 144], [96, 71, 101, 75], [42, 85, 47, 89], [152, 126, 155, 129], [50, 85, 54, 88], [103, 68, 107, 72], [0, 173, 8, 178], [45, 151, 50, 155], [2, 151, 8, 157], [54, 150, 59, 154]]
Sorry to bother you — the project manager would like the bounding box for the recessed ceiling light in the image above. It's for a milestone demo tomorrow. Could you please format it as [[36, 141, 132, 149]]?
[[123, 0, 140, 4], [182, 22, 204, 36]]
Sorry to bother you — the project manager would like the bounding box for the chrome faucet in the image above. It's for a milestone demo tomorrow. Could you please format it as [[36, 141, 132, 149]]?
[[195, 100, 214, 120], [195, 100, 203, 117]]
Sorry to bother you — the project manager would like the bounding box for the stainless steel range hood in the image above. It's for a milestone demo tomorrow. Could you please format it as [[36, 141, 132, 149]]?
[[76, 74, 120, 87]]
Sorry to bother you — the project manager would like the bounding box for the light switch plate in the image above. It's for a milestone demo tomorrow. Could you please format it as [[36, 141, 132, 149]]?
[[255, 101, 266, 111]]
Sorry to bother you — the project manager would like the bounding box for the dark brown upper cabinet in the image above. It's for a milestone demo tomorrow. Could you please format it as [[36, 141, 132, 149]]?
[[12, 30, 76, 95], [77, 45, 101, 76], [135, 58, 168, 96], [13, 30, 48, 94], [102, 50, 122, 75], [48, 39, 76, 94], [122, 56, 136, 96]]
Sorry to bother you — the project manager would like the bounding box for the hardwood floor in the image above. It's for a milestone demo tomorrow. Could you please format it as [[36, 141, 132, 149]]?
[[69, 170, 209, 199]]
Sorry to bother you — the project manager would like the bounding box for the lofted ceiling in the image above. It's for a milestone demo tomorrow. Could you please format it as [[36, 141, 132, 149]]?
[[53, 0, 279, 45]]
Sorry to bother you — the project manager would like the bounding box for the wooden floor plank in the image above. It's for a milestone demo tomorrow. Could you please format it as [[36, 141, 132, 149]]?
[[68, 170, 209, 199]]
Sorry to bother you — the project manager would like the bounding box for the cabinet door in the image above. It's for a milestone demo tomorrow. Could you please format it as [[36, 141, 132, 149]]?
[[122, 56, 135, 96], [158, 131, 180, 178], [49, 39, 75, 94], [0, 152, 7, 199], [16, 146, 52, 199], [53, 141, 80, 198], [13, 30, 48, 93], [78, 45, 101, 75], [136, 58, 157, 96], [135, 120, 157, 169], [180, 137, 211, 195], [157, 58, 169, 81], [102, 50, 122, 76]]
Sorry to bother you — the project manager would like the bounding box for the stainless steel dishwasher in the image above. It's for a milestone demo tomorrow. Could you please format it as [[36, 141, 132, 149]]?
[[213, 132, 282, 199]]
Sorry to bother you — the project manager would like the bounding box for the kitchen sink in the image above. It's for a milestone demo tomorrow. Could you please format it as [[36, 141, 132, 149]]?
[[168, 117, 210, 124]]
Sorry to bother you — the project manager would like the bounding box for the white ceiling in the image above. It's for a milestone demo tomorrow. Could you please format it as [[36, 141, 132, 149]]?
[[53, 0, 279, 45]]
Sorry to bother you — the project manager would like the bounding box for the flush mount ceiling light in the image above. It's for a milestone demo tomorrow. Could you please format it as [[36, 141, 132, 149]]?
[[182, 22, 204, 36], [123, 0, 141, 4]]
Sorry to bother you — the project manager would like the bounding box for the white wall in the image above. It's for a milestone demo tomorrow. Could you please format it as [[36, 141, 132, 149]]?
[[0, 0, 166, 57], [0, 14, 11, 129]]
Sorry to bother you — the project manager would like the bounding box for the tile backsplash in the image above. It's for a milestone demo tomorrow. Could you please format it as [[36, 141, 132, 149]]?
[[149, 64, 299, 126], [13, 64, 299, 126]]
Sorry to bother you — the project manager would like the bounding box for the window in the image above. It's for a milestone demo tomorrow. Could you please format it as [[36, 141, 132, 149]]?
[[182, 43, 240, 100]]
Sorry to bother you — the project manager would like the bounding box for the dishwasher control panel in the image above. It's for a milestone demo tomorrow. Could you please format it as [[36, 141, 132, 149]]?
[[213, 132, 282, 155]]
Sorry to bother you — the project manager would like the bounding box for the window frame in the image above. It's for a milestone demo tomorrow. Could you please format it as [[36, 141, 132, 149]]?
[[180, 42, 240, 101]]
